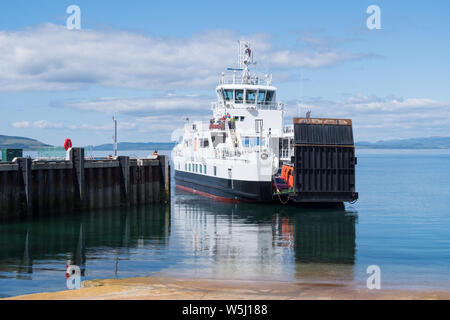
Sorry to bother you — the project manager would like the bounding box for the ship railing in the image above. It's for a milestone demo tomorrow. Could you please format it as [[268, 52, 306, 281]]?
[[216, 148, 244, 159], [280, 148, 294, 160], [280, 149, 290, 159], [218, 74, 271, 86], [212, 101, 284, 111], [283, 125, 294, 134], [215, 146, 272, 160]]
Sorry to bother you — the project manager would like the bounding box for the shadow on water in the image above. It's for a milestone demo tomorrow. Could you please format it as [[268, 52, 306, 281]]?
[[0, 205, 171, 280]]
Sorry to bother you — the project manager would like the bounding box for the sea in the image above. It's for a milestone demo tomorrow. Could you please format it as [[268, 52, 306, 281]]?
[[0, 149, 449, 297]]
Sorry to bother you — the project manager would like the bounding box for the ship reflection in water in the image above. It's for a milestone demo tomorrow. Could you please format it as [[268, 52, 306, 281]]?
[[0, 189, 357, 297], [173, 189, 357, 284]]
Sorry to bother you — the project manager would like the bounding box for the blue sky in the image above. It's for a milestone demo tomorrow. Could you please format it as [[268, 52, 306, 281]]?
[[0, 0, 449, 146]]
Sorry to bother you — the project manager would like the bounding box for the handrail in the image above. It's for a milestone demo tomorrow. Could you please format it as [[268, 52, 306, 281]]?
[[212, 101, 284, 110]]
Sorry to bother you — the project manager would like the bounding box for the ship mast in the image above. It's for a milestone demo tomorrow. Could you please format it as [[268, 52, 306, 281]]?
[[238, 40, 255, 84]]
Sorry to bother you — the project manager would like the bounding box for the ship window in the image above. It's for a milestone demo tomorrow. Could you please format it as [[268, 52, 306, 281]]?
[[240, 116, 245, 121], [255, 137, 266, 146], [185, 163, 187, 171], [204, 165, 207, 175], [235, 90, 244, 103], [211, 132, 227, 148], [257, 90, 266, 104], [189, 163, 191, 171], [200, 138, 209, 148], [243, 137, 250, 147], [214, 166, 217, 176], [223, 89, 233, 101], [246, 90, 256, 104], [266, 91, 275, 103]]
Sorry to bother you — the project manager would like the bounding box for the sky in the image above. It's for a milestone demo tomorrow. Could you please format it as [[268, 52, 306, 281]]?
[[0, 0, 449, 146]]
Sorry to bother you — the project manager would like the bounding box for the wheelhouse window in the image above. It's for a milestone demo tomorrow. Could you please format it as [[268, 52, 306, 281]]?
[[246, 90, 256, 104], [235, 90, 244, 103], [265, 91, 275, 103], [223, 89, 233, 101], [257, 90, 266, 104]]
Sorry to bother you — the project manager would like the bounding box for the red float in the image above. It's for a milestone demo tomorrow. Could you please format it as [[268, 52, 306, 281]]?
[[64, 139, 72, 151]]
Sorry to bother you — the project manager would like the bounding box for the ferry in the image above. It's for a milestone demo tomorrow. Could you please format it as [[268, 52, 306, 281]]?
[[172, 41, 358, 204]]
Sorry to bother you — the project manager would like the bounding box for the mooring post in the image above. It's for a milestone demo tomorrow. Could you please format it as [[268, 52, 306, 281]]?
[[117, 156, 130, 206], [16, 157, 32, 214], [70, 148, 85, 208], [158, 155, 169, 203]]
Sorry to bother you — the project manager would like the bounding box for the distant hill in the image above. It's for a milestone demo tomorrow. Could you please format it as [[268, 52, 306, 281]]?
[[356, 137, 450, 149], [0, 135, 51, 150], [2, 134, 450, 152], [90, 142, 176, 151]]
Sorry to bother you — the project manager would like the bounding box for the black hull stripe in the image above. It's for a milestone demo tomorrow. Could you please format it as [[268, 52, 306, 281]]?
[[175, 170, 273, 202]]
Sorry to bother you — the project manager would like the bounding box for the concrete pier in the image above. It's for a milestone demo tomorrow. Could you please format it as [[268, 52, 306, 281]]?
[[0, 148, 170, 220]]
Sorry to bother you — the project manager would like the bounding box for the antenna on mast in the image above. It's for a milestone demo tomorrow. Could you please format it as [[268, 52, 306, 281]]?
[[238, 40, 255, 68], [112, 116, 118, 157]]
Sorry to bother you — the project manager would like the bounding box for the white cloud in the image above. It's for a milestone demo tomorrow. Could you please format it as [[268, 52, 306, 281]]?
[[11, 119, 136, 132], [68, 122, 137, 131], [33, 120, 63, 129], [11, 120, 63, 129], [57, 95, 212, 116], [51, 93, 450, 142], [287, 94, 450, 141], [0, 24, 367, 92], [11, 121, 31, 128]]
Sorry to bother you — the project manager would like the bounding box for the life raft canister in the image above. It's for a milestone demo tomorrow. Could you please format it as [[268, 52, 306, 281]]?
[[64, 138, 73, 151]]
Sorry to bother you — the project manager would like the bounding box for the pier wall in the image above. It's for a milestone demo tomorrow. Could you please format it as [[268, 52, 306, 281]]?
[[0, 148, 170, 220]]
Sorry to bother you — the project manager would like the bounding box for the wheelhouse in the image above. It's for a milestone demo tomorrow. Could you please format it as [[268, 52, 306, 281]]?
[[216, 85, 277, 109]]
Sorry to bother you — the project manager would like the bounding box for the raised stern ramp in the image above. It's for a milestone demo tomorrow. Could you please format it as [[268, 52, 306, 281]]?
[[290, 118, 358, 203]]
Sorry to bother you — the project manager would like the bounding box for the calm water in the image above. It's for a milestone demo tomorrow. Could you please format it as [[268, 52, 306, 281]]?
[[0, 150, 449, 297]]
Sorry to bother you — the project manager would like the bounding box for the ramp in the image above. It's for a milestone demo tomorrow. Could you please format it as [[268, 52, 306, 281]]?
[[290, 118, 358, 203]]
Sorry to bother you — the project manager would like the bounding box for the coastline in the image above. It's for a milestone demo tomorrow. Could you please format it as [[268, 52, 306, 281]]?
[[5, 277, 450, 300]]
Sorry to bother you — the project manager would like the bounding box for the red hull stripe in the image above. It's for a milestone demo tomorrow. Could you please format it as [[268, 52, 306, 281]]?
[[176, 184, 252, 203]]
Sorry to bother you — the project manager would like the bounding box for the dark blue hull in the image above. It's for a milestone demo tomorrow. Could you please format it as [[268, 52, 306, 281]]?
[[175, 170, 273, 202]]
